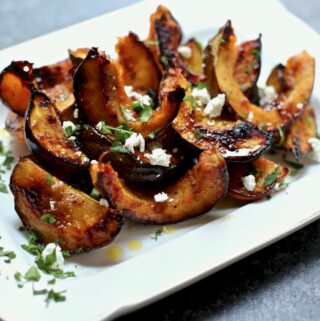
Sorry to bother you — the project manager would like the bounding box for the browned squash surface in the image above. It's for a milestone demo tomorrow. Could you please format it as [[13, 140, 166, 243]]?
[[25, 88, 89, 175], [173, 99, 272, 162], [90, 150, 228, 224], [180, 38, 204, 76], [205, 21, 315, 130], [228, 157, 288, 201], [10, 157, 123, 252], [116, 32, 162, 93]]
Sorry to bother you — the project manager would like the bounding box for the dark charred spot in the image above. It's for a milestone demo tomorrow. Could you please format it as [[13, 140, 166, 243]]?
[[167, 86, 185, 103], [46, 115, 57, 124], [221, 20, 233, 44], [230, 122, 255, 139]]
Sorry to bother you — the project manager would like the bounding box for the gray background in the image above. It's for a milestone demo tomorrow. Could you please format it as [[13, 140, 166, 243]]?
[[1, 1, 320, 320]]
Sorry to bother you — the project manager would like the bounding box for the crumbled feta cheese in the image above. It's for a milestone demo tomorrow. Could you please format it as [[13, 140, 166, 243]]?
[[241, 175, 256, 191], [308, 137, 320, 162], [73, 108, 79, 119], [91, 160, 98, 165], [145, 148, 172, 167], [49, 201, 56, 211], [203, 93, 225, 118], [191, 87, 211, 107], [99, 198, 109, 207], [247, 111, 254, 121], [124, 108, 136, 121], [154, 192, 169, 202], [62, 121, 76, 132], [177, 46, 192, 59], [68, 136, 76, 141], [41, 243, 64, 270], [124, 85, 143, 101], [296, 102, 304, 110], [124, 133, 145, 153], [140, 95, 152, 106], [258, 86, 278, 106]]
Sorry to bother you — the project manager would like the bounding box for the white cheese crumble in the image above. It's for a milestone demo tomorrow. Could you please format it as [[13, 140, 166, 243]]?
[[308, 137, 320, 162], [124, 133, 145, 154], [124, 108, 136, 121], [73, 108, 79, 119], [241, 175, 256, 192], [191, 87, 211, 107], [99, 198, 109, 207], [124, 85, 152, 106], [203, 93, 225, 118], [68, 136, 76, 141], [90, 160, 98, 165], [62, 121, 76, 132], [177, 46, 192, 59], [247, 111, 254, 121], [145, 148, 172, 167], [296, 102, 304, 110], [49, 201, 56, 211], [41, 243, 64, 270], [258, 86, 278, 106], [154, 192, 169, 202]]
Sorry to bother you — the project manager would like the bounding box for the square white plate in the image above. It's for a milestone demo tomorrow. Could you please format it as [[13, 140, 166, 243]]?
[[0, 0, 320, 320]]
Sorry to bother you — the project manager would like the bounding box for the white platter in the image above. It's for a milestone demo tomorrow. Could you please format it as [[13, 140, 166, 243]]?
[[0, 0, 320, 320]]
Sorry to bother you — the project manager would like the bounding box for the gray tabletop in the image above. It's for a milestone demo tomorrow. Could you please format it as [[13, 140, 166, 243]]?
[[1, 1, 320, 320]]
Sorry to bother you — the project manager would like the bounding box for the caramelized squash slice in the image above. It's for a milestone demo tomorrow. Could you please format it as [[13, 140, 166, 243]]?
[[74, 48, 127, 127], [25, 88, 89, 176], [228, 157, 288, 201], [68, 48, 90, 71], [180, 38, 204, 76], [266, 63, 317, 160], [10, 157, 123, 252], [204, 21, 315, 130], [91, 150, 228, 224], [116, 32, 162, 93], [173, 99, 272, 162], [0, 61, 33, 115], [74, 48, 186, 137], [234, 36, 261, 101], [5, 112, 25, 144], [0, 58, 74, 116], [283, 104, 317, 160]]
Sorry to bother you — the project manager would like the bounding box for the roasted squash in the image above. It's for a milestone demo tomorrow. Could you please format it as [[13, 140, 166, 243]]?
[[0, 61, 33, 115], [91, 149, 228, 224], [283, 104, 317, 160], [180, 38, 204, 76], [173, 99, 272, 162], [25, 88, 89, 177], [116, 32, 162, 93], [73, 48, 127, 127], [234, 36, 261, 101], [204, 21, 315, 131], [68, 48, 90, 71], [10, 157, 123, 252], [228, 157, 288, 201]]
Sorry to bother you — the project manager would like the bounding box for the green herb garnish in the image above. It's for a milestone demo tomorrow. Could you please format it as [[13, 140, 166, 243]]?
[[283, 158, 304, 170], [263, 166, 280, 187], [197, 82, 207, 90], [96, 122, 133, 142], [183, 95, 196, 108], [2, 152, 14, 170], [45, 289, 66, 306], [24, 266, 41, 282], [151, 227, 164, 241], [160, 55, 169, 67], [40, 214, 56, 224], [0, 181, 8, 193], [195, 129, 201, 140], [90, 188, 101, 200], [274, 126, 285, 147], [0, 246, 16, 263], [252, 49, 259, 57], [110, 142, 130, 154], [148, 131, 158, 140], [46, 174, 53, 185]]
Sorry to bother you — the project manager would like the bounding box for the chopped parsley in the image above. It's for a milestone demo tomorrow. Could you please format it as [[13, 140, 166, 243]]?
[[90, 188, 101, 200], [110, 142, 129, 154], [0, 246, 16, 263], [40, 214, 56, 224], [0, 181, 8, 193], [151, 227, 165, 241], [252, 48, 259, 57], [160, 55, 169, 67], [96, 122, 133, 143], [24, 266, 41, 282], [195, 129, 201, 140], [46, 174, 53, 185], [197, 82, 207, 90], [131, 99, 154, 123], [45, 289, 66, 306], [0, 141, 3, 154], [183, 95, 196, 108], [274, 126, 285, 147], [2, 152, 14, 170], [148, 131, 158, 140], [263, 166, 280, 187], [63, 124, 80, 138]]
